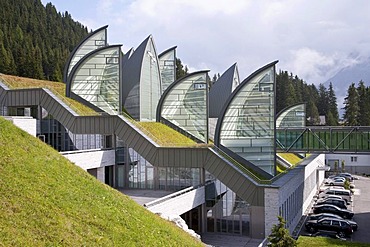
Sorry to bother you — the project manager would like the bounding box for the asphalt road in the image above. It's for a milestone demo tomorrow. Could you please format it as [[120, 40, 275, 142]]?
[[351, 176, 370, 244]]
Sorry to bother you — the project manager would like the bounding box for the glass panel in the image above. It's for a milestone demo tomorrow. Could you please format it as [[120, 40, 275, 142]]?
[[67, 28, 106, 78], [71, 46, 120, 115], [276, 104, 305, 128], [219, 66, 275, 174], [161, 72, 208, 142], [159, 49, 176, 93]]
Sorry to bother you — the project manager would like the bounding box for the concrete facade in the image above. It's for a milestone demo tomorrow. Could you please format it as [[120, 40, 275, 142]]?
[[4, 116, 36, 136], [326, 153, 370, 175], [61, 149, 116, 170], [145, 186, 205, 216], [264, 154, 325, 236]]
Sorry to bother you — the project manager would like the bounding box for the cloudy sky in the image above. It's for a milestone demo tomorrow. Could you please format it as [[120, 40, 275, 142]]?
[[41, 0, 370, 85]]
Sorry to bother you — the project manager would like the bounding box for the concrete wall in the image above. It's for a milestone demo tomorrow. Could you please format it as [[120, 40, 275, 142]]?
[[4, 116, 36, 136], [146, 186, 205, 216], [61, 149, 116, 170], [326, 154, 370, 175], [264, 154, 325, 237]]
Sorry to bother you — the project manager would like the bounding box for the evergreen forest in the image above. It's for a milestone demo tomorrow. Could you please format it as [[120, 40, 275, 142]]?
[[0, 0, 368, 127], [0, 0, 88, 81]]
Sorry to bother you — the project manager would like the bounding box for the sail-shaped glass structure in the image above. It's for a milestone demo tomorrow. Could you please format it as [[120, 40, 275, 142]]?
[[157, 71, 209, 143], [215, 61, 278, 175]]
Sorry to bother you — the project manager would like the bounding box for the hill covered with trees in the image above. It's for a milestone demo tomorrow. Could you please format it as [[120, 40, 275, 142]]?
[[276, 71, 339, 126], [0, 0, 88, 81]]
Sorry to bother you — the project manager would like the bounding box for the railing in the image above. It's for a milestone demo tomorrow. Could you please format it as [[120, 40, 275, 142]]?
[[277, 126, 370, 153]]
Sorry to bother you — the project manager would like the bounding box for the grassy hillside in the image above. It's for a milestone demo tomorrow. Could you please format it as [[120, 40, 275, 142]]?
[[0, 117, 203, 246], [297, 236, 370, 246]]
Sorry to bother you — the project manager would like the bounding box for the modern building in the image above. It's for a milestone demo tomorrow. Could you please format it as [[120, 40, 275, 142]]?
[[0, 25, 326, 242]]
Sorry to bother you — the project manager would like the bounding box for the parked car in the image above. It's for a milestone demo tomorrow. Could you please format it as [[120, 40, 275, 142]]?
[[325, 177, 346, 186], [315, 198, 347, 209], [312, 204, 354, 219], [338, 173, 354, 182], [305, 218, 353, 237], [307, 213, 358, 231], [318, 188, 353, 204], [328, 173, 354, 182], [319, 194, 347, 203]]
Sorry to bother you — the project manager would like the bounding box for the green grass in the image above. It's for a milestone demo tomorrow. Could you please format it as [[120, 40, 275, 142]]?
[[276, 152, 303, 174], [297, 236, 370, 246], [0, 74, 99, 116], [0, 117, 203, 246], [278, 153, 302, 166], [137, 122, 199, 147]]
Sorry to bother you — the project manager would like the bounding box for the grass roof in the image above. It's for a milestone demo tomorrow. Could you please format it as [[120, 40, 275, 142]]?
[[0, 74, 98, 116], [0, 117, 203, 246]]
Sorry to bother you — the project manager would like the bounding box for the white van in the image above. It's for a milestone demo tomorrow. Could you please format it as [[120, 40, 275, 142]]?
[[319, 188, 352, 203]]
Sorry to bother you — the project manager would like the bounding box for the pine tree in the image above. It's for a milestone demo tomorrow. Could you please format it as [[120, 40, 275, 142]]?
[[343, 83, 359, 126], [317, 83, 328, 116], [268, 216, 297, 247], [327, 82, 339, 125], [307, 100, 320, 125], [357, 81, 370, 126], [176, 58, 188, 79]]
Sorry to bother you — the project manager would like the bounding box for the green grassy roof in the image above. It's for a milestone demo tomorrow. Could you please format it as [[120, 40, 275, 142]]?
[[0, 74, 99, 116], [0, 117, 203, 246]]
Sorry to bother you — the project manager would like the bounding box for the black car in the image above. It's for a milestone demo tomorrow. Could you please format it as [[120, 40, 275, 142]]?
[[312, 204, 354, 219], [315, 198, 347, 209], [307, 213, 358, 231], [305, 218, 353, 237]]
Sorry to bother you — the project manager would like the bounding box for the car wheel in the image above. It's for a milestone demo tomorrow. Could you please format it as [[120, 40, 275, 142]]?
[[338, 232, 345, 238], [309, 227, 316, 233], [330, 183, 334, 186]]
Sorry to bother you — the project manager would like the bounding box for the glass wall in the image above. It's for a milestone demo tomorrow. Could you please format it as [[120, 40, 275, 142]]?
[[276, 103, 305, 128], [218, 64, 276, 175], [70, 46, 121, 115], [66, 27, 107, 79], [206, 178, 250, 235], [158, 167, 201, 191], [126, 147, 201, 190], [160, 72, 209, 142], [159, 48, 176, 94], [128, 148, 155, 189]]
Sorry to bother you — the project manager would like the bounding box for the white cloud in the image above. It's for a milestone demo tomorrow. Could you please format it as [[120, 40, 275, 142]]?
[[44, 0, 370, 84]]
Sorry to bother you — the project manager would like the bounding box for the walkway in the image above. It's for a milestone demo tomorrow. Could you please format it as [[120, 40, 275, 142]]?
[[201, 233, 263, 247]]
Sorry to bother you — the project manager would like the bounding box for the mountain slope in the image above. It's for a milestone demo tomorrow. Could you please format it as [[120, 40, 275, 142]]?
[[0, 117, 203, 246], [325, 58, 370, 116]]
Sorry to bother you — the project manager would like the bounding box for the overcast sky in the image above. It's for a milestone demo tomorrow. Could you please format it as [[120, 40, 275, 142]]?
[[41, 0, 370, 85]]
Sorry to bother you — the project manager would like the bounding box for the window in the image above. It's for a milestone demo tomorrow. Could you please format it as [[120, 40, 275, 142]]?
[[321, 220, 330, 225], [332, 220, 340, 226], [193, 83, 206, 90], [95, 40, 105, 46], [351, 156, 357, 162], [106, 57, 119, 64]]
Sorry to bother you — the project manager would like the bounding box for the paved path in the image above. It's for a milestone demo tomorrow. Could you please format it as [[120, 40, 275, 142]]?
[[201, 233, 263, 247], [352, 176, 370, 244]]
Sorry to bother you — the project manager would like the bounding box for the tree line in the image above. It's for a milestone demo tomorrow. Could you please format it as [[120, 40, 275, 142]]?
[[276, 70, 339, 126], [343, 80, 370, 126], [0, 0, 88, 81]]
